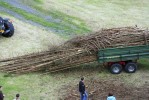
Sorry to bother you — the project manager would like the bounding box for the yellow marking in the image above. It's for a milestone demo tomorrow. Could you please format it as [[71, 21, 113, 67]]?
[[0, 30, 4, 33]]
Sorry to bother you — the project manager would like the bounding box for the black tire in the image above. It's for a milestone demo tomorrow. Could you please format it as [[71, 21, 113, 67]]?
[[110, 63, 122, 74], [2, 21, 14, 37], [125, 62, 137, 73]]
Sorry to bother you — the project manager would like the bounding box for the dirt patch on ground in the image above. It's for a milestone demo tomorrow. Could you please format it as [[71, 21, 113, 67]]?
[[61, 78, 149, 100]]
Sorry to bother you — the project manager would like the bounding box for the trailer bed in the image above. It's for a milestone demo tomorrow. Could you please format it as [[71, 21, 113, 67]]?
[[98, 45, 149, 63]]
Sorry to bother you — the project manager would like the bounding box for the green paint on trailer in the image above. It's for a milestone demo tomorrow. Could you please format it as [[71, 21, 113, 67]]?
[[98, 45, 149, 63]]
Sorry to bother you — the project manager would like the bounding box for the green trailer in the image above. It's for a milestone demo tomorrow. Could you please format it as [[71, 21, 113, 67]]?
[[98, 45, 149, 74]]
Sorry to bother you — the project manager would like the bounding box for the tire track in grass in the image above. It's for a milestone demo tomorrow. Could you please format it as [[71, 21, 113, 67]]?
[[0, 6, 45, 29], [0, 6, 24, 20], [3, 0, 61, 23], [22, 0, 90, 34], [0, 1, 68, 32], [0, 0, 90, 37]]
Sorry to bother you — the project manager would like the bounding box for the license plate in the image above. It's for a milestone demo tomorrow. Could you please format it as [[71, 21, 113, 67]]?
[[0, 30, 4, 33]]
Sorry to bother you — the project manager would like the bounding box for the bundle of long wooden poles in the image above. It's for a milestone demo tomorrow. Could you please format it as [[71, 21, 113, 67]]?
[[0, 27, 148, 74], [67, 27, 149, 53]]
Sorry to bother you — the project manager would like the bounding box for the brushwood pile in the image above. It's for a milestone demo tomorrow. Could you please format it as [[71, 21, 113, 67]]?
[[0, 27, 149, 74]]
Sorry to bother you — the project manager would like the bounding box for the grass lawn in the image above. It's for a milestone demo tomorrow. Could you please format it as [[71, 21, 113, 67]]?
[[0, 14, 64, 59], [0, 0, 149, 99], [31, 0, 149, 30], [0, 1, 90, 37], [1, 60, 149, 100]]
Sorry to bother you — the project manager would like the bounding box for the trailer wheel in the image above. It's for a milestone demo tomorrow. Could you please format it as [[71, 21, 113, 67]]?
[[125, 62, 137, 73], [110, 63, 122, 74]]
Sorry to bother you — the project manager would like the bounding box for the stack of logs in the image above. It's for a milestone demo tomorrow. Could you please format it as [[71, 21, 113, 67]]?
[[0, 27, 148, 74]]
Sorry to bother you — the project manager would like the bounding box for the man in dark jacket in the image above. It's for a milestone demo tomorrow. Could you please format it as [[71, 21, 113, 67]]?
[[79, 77, 87, 100], [0, 86, 4, 100]]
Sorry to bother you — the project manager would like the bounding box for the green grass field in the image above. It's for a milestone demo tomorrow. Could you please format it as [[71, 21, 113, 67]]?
[[1, 62, 149, 100], [0, 0, 149, 99], [0, 1, 90, 37], [0, 14, 64, 59], [31, 0, 149, 30]]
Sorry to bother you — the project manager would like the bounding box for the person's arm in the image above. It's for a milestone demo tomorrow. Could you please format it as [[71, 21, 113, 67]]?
[[114, 96, 116, 100], [0, 92, 4, 99], [81, 83, 85, 94], [79, 81, 82, 92]]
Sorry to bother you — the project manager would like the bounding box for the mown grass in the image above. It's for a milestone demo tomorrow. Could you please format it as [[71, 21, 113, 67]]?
[[35, 6, 90, 34], [0, 1, 90, 37], [0, 73, 27, 100], [33, 0, 43, 4], [1, 59, 149, 99], [37, 0, 149, 31], [0, 68, 98, 100], [19, 0, 149, 34], [138, 58, 149, 70], [0, 1, 61, 30], [21, 0, 91, 36], [1, 0, 149, 99], [0, 13, 64, 59]]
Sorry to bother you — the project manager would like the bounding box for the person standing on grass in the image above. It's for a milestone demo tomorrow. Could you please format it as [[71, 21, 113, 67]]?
[[107, 93, 116, 100], [13, 94, 20, 100], [79, 77, 88, 100], [0, 86, 4, 100]]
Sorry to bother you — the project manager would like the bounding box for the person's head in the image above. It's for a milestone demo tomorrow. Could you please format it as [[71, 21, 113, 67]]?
[[0, 86, 2, 90], [81, 77, 84, 82], [108, 92, 113, 96], [16, 94, 20, 98]]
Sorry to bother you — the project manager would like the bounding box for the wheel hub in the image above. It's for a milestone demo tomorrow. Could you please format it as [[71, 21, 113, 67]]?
[[113, 66, 120, 73], [128, 65, 135, 72]]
